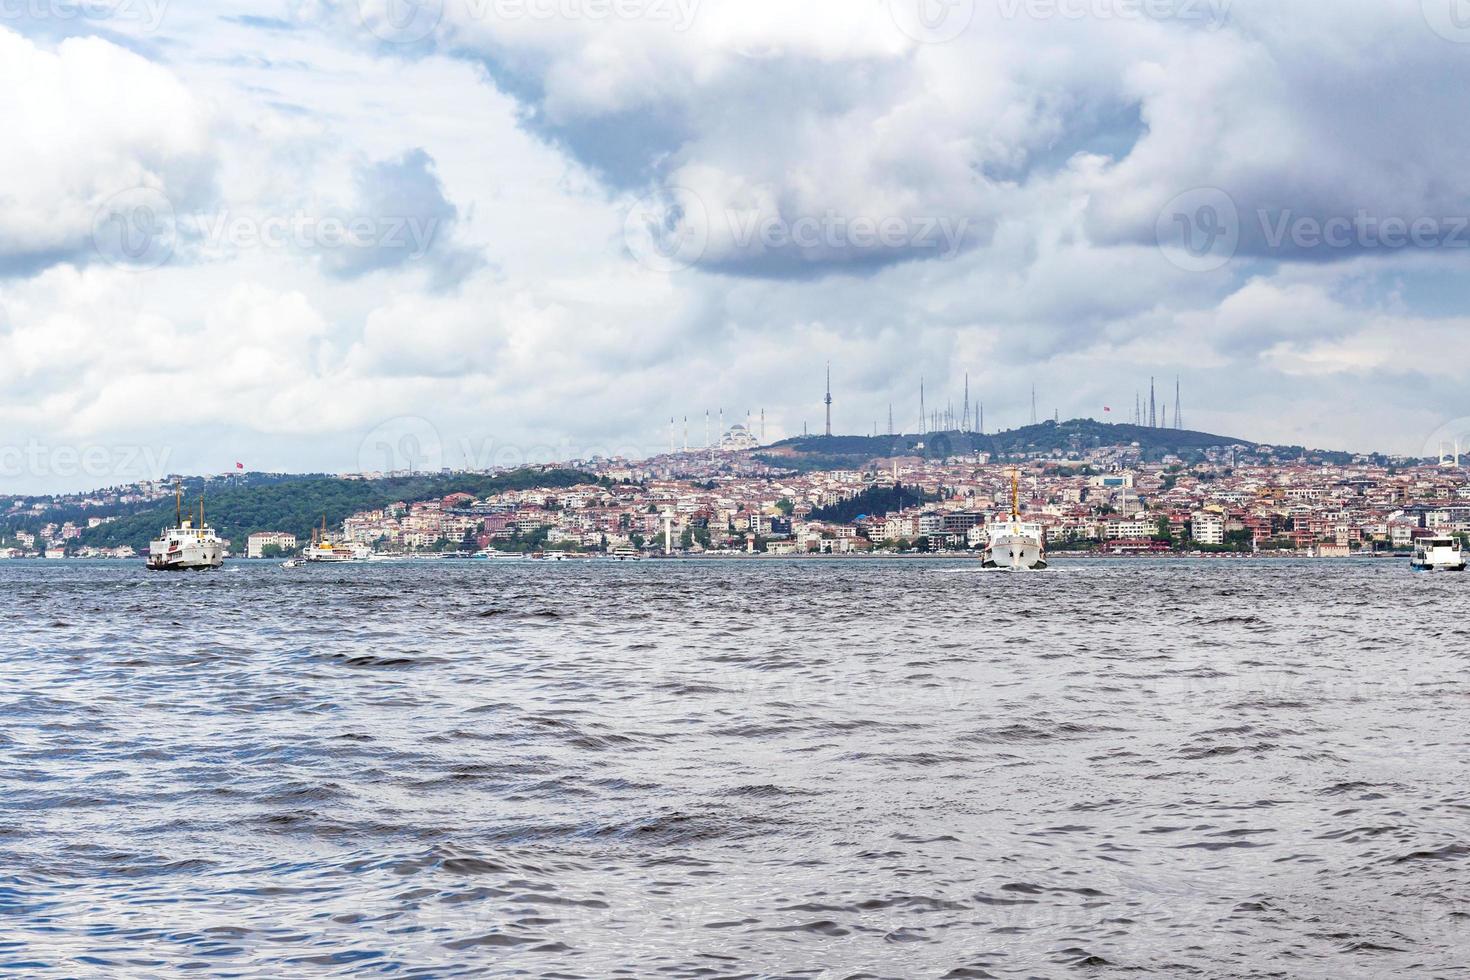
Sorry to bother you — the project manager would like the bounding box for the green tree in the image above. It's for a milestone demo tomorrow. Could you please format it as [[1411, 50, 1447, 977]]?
[[1152, 517, 1173, 544]]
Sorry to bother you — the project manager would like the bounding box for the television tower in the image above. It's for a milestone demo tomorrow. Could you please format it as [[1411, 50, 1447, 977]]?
[[1030, 386, 1038, 427], [962, 373, 970, 433], [1148, 378, 1157, 428], [1173, 377, 1183, 430], [888, 403, 894, 437], [824, 363, 833, 437], [920, 377, 926, 435]]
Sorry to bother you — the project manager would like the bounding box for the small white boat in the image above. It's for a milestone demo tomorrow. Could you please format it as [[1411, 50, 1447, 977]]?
[[280, 559, 302, 568], [1411, 536, 1466, 572]]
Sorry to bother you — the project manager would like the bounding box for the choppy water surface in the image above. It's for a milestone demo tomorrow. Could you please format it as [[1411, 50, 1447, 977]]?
[[3, 558, 1469, 978]]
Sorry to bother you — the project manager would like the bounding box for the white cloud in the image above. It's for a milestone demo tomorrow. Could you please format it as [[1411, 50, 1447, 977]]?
[[1, 1, 1469, 491], [0, 26, 214, 272]]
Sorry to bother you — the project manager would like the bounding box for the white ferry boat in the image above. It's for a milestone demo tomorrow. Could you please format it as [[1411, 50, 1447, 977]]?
[[147, 487, 224, 571], [1410, 535, 1466, 572], [302, 517, 370, 563], [983, 470, 1047, 571]]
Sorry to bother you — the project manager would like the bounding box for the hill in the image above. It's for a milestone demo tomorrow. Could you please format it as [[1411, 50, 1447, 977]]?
[[73, 468, 598, 552], [755, 418, 1354, 472]]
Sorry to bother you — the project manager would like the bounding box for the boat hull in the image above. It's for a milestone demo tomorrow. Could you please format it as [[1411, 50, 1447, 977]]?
[[146, 540, 224, 571], [983, 534, 1047, 570], [1410, 542, 1466, 572]]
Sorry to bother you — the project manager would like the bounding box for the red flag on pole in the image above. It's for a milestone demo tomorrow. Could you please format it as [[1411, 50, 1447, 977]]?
[[236, 462, 244, 470]]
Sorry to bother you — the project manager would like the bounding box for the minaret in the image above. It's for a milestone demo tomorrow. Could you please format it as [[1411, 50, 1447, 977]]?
[[1173, 377, 1183, 430], [824, 363, 833, 437], [760, 408, 766, 443], [669, 417, 675, 455], [704, 410, 710, 449], [683, 416, 688, 452]]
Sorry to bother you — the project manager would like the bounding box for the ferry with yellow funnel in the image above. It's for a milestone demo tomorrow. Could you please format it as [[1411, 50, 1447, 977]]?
[[302, 516, 370, 562], [147, 485, 225, 571], [983, 470, 1047, 570]]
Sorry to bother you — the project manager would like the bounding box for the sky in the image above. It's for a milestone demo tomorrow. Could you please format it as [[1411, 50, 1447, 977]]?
[[4, 0, 1470, 492]]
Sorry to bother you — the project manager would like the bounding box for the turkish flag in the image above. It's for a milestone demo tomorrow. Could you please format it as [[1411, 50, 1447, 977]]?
[[236, 462, 244, 469], [1104, 407, 1112, 412]]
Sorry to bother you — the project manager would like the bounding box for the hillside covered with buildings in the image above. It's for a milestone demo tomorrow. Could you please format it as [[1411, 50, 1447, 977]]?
[[0, 422, 1465, 560]]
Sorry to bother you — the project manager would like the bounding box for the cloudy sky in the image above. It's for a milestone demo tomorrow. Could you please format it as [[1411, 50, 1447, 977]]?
[[4, 0, 1470, 491]]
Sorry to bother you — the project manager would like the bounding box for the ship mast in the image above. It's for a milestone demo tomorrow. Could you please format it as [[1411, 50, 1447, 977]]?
[[1011, 469, 1020, 521], [175, 481, 182, 528]]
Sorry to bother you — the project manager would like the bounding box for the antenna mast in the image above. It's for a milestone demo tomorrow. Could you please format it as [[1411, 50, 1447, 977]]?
[[824, 363, 833, 437], [963, 373, 970, 433]]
